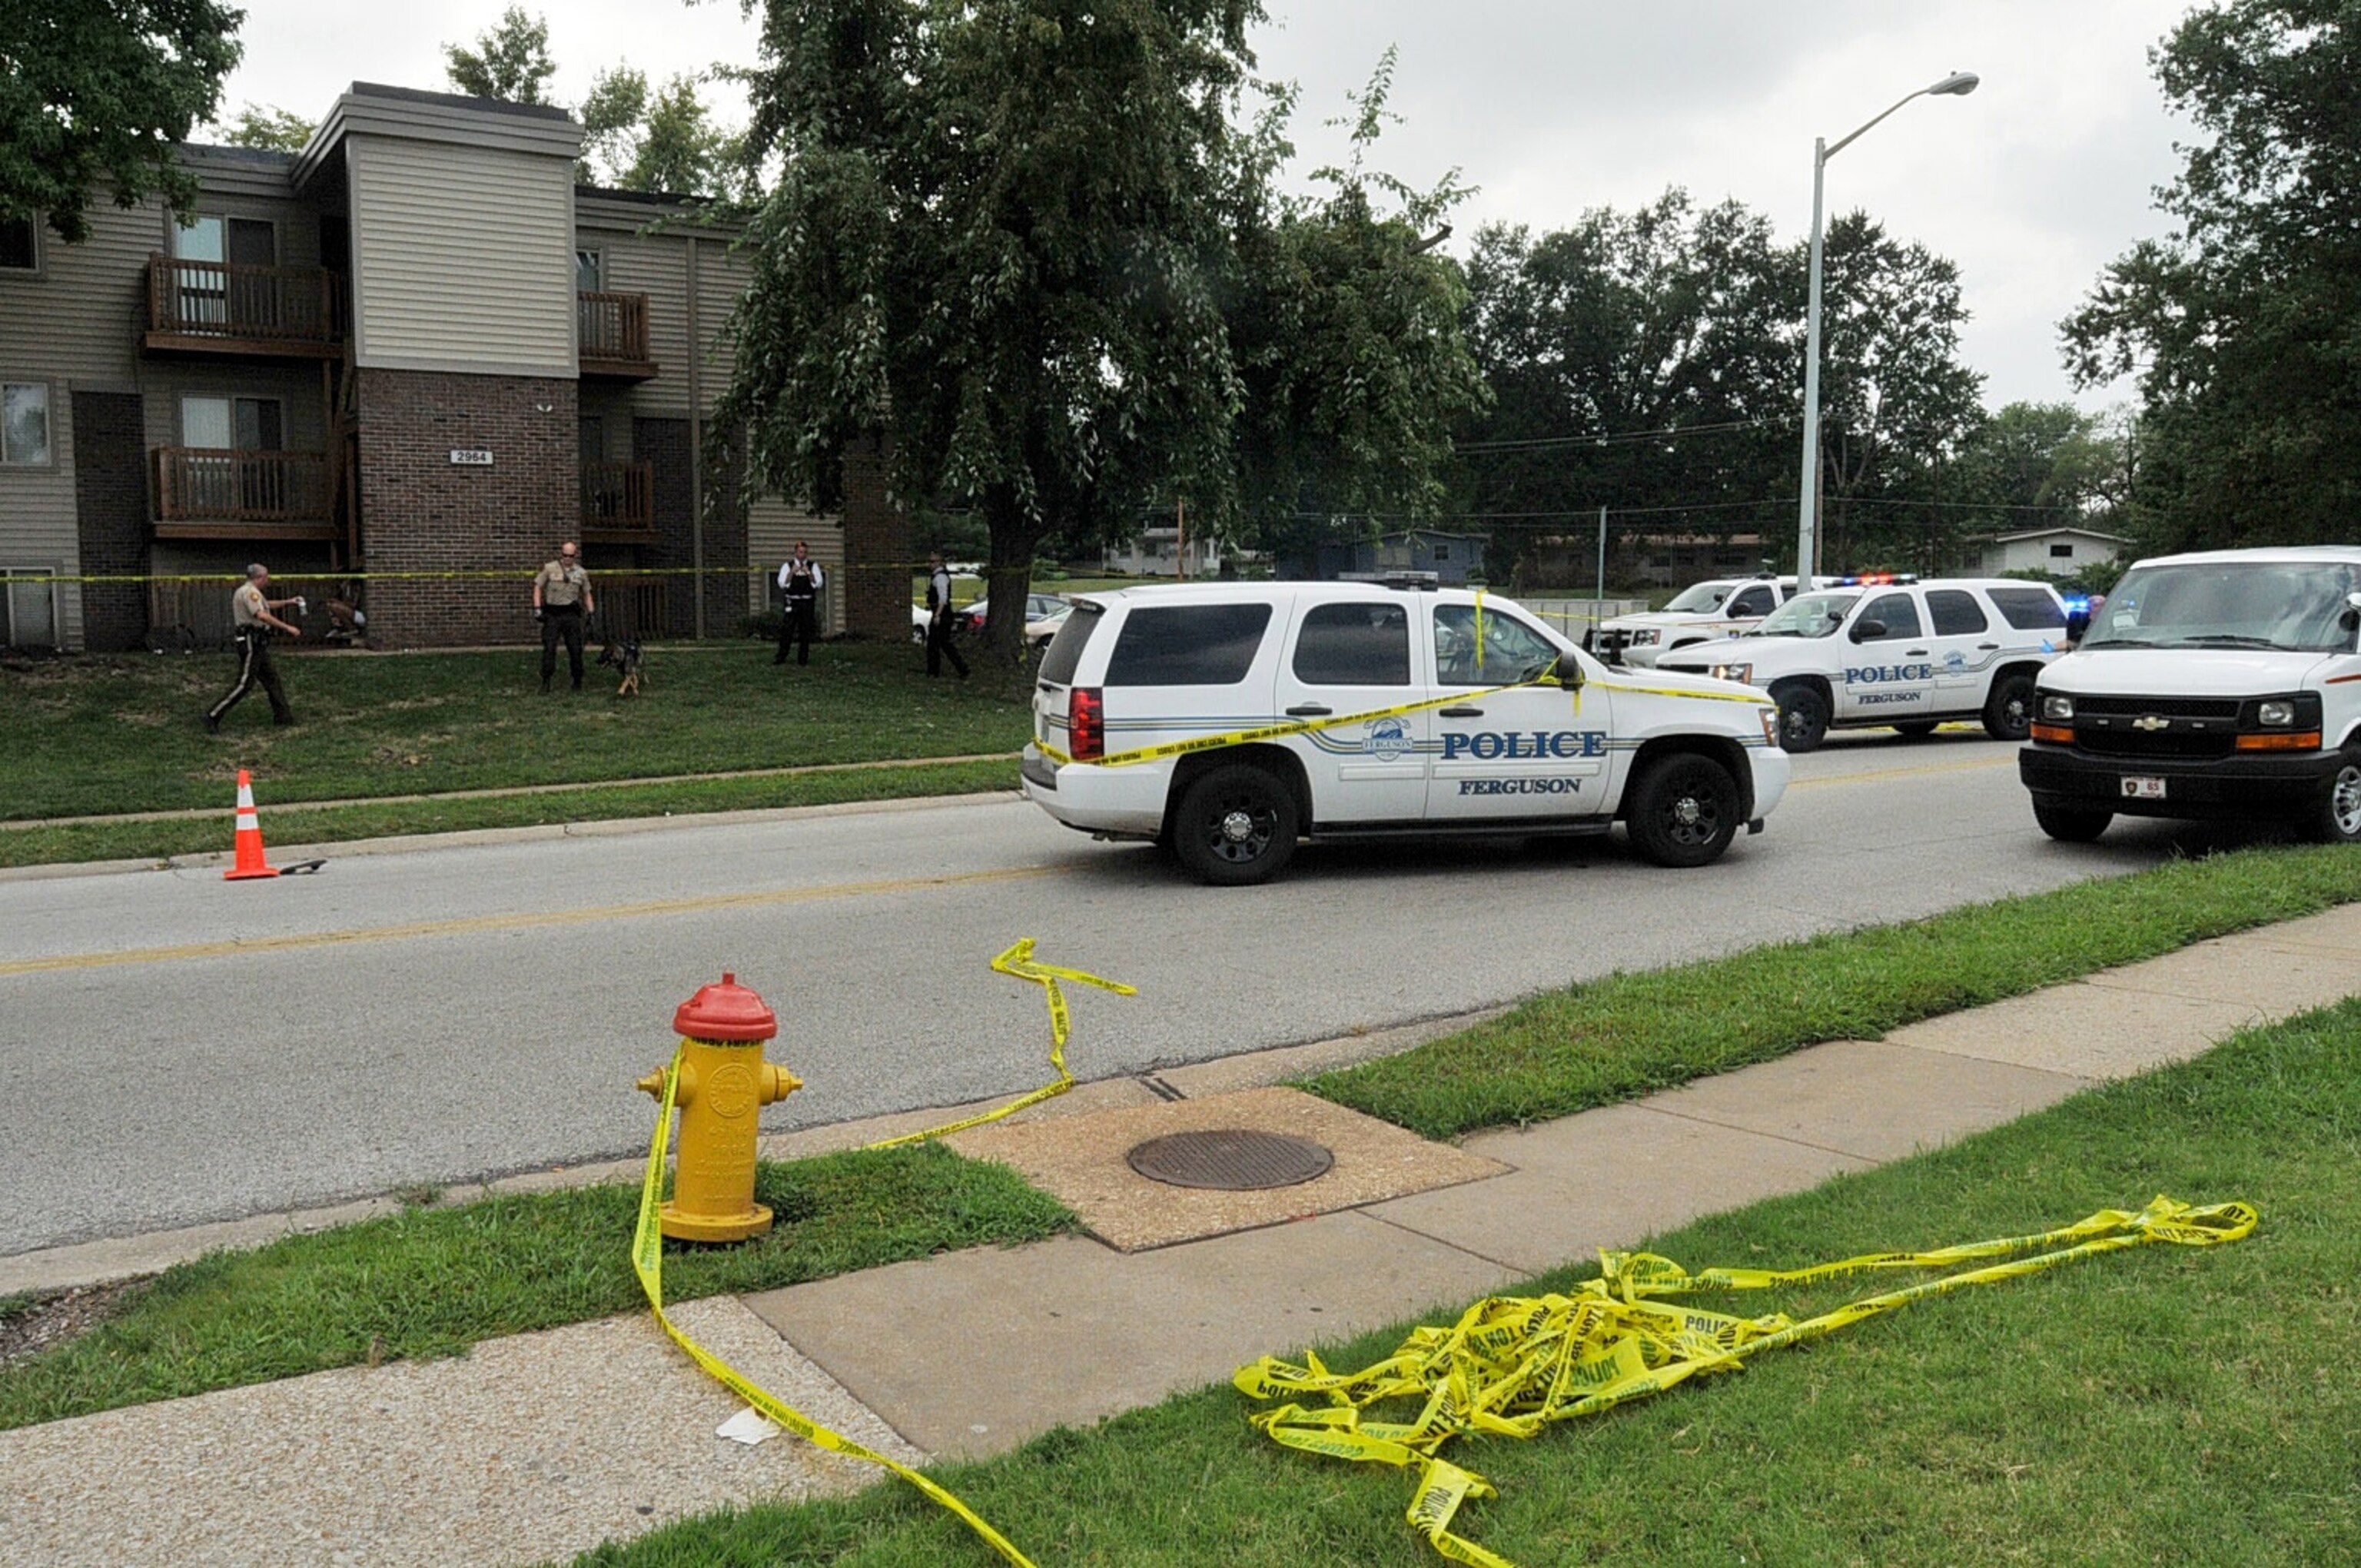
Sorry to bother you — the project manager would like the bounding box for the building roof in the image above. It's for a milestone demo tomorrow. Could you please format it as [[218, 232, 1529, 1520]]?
[[348, 81, 576, 123], [294, 81, 583, 191], [1986, 526, 2131, 545]]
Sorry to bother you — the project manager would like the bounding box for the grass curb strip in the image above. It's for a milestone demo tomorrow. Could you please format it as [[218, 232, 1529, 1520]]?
[[0, 1144, 1073, 1433], [1304, 843, 2361, 1138]]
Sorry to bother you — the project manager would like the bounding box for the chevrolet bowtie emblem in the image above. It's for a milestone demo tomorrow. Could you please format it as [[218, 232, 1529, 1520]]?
[[2133, 714, 2170, 732]]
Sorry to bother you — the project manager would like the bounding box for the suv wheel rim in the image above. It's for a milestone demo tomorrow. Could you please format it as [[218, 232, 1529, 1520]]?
[[2334, 765, 2361, 837], [1207, 796, 1275, 862], [1664, 787, 1718, 845]]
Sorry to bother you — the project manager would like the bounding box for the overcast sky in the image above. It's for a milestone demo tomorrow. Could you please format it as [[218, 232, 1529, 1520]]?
[[214, 0, 2197, 411]]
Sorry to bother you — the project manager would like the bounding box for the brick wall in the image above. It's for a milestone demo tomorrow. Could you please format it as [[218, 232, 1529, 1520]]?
[[355, 369, 577, 646], [840, 434, 912, 640], [71, 391, 150, 652]]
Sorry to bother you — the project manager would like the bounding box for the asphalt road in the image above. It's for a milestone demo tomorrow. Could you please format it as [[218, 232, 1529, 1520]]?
[[0, 732, 2221, 1257]]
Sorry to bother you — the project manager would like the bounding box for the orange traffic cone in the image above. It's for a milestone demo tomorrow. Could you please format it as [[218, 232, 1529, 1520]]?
[[224, 769, 281, 881]]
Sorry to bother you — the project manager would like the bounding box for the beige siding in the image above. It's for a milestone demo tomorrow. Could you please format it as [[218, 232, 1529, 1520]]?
[[0, 389, 85, 649], [348, 137, 575, 374], [692, 237, 745, 411], [590, 227, 692, 416], [0, 200, 159, 394], [140, 363, 332, 453], [746, 500, 844, 633]]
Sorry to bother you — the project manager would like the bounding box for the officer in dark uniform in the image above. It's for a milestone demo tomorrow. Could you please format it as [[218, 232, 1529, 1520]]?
[[533, 540, 596, 693], [203, 563, 301, 733], [775, 540, 825, 666], [925, 547, 968, 679]]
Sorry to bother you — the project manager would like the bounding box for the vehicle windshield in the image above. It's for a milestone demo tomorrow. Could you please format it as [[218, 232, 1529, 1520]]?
[[2086, 562, 2361, 653], [1662, 580, 1735, 613], [1750, 590, 1859, 638]]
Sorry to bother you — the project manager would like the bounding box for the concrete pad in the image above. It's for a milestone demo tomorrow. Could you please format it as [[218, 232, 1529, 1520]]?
[[945, 1087, 1507, 1251], [1366, 1102, 1872, 1277], [2245, 904, 2361, 955], [2080, 937, 2361, 1018], [741, 1217, 1514, 1459], [0, 1297, 914, 1568], [1151, 1008, 1509, 1098], [1887, 984, 2260, 1079], [1641, 1040, 2091, 1163]]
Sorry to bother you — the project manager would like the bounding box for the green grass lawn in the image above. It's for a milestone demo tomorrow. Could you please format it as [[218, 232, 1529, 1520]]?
[[566, 998, 2361, 1568], [1306, 842, 2361, 1138], [0, 639, 1030, 822], [0, 1144, 1071, 1432]]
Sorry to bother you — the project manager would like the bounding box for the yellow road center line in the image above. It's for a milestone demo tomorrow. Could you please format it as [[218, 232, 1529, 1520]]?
[[1790, 755, 2015, 789], [0, 865, 1057, 978]]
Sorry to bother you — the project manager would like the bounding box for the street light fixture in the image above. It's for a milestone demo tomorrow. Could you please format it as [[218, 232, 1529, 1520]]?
[[1795, 71, 1978, 585]]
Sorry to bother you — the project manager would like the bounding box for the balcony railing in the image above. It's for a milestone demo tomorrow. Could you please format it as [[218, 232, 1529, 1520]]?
[[580, 460, 655, 540], [152, 448, 336, 539], [145, 255, 347, 355], [577, 291, 657, 377]]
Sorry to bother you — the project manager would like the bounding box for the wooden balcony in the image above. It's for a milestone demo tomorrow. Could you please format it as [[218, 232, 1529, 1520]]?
[[577, 291, 658, 379], [580, 460, 656, 541], [152, 448, 337, 540], [144, 255, 347, 358]]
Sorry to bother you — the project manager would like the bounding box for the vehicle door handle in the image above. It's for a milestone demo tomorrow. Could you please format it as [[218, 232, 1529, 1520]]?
[[1284, 703, 1333, 717], [1904, 649, 1929, 656], [1977, 643, 1999, 650], [1440, 706, 1485, 718]]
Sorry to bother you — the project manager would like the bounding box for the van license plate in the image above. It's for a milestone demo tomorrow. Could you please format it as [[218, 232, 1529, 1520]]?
[[2121, 776, 2167, 800]]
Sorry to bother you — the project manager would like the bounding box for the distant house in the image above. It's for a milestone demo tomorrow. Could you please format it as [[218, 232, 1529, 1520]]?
[[1101, 526, 1224, 577], [1974, 527, 2130, 578], [1285, 529, 1488, 586]]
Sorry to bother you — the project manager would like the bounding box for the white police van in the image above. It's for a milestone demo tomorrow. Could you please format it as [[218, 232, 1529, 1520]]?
[[1655, 576, 2071, 752], [2020, 546, 2361, 843], [1592, 573, 1823, 667], [1019, 579, 1789, 884]]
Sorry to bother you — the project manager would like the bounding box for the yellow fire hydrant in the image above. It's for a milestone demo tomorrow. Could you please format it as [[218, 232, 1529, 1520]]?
[[637, 972, 802, 1242]]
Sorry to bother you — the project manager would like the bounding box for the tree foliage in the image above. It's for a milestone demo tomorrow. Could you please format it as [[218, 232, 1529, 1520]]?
[[0, 0, 244, 243], [1459, 194, 1984, 582], [2062, 0, 2361, 550], [718, 1, 1482, 669], [213, 103, 315, 152], [443, 5, 557, 105]]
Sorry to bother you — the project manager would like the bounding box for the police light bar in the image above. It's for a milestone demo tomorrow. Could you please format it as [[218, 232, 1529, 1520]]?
[[1828, 571, 1918, 586]]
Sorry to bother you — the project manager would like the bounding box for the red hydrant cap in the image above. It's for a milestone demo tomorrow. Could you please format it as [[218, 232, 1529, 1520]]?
[[673, 971, 778, 1041]]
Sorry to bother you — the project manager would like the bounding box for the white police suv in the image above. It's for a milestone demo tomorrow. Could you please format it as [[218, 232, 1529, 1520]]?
[[1019, 579, 1788, 884], [1592, 573, 1823, 667], [1655, 576, 2071, 752], [2019, 546, 2361, 844]]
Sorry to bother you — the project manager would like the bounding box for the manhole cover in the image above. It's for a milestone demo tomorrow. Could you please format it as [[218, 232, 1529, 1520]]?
[[1125, 1129, 1335, 1191]]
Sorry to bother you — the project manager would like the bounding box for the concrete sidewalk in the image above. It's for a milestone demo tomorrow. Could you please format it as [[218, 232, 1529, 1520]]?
[[4, 906, 2356, 1566]]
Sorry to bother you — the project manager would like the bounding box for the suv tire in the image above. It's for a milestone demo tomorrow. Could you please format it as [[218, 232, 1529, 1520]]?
[[2314, 748, 2361, 845], [1171, 763, 1299, 885], [2033, 802, 2111, 842], [1984, 672, 2037, 742], [1769, 680, 1829, 753], [1626, 752, 1741, 869]]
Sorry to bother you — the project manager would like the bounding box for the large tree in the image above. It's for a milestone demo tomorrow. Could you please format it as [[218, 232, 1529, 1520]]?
[[443, 5, 557, 105], [2062, 0, 2361, 551], [0, 0, 244, 243], [716, 2, 1480, 669]]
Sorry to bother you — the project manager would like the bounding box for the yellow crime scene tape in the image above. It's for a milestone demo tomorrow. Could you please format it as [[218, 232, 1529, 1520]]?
[[633, 939, 1133, 1566], [1036, 661, 1774, 772], [1234, 1194, 2258, 1568]]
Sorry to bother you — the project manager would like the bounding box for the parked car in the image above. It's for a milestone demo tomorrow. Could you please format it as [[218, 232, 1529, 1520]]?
[[1021, 578, 1787, 884], [2020, 546, 2361, 844], [965, 593, 1073, 647], [1591, 573, 1835, 666]]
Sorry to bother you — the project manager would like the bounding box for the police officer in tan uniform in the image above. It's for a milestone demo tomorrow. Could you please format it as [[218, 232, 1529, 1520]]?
[[532, 540, 596, 693], [203, 563, 301, 733]]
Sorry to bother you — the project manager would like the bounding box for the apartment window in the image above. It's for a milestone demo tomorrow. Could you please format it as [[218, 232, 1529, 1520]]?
[[181, 395, 283, 451], [0, 217, 37, 271], [174, 214, 276, 266], [2, 382, 51, 465], [1431, 542, 1451, 563], [576, 248, 602, 291]]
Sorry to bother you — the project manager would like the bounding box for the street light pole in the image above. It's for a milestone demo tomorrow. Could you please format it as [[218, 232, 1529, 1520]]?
[[1796, 71, 1978, 584]]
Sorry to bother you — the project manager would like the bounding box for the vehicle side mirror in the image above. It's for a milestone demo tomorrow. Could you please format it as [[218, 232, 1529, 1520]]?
[[1556, 654, 1585, 689], [2344, 591, 2361, 633], [1851, 620, 1885, 643]]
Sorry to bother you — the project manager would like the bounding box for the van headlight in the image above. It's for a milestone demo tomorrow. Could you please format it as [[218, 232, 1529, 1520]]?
[[2258, 699, 2296, 727], [1710, 663, 1752, 684], [2041, 694, 2074, 721]]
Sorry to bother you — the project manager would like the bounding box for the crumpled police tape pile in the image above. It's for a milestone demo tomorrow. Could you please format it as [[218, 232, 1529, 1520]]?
[[633, 940, 1131, 1568], [1233, 1194, 2257, 1568]]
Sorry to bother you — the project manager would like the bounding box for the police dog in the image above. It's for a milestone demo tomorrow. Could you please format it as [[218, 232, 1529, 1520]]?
[[596, 633, 646, 696]]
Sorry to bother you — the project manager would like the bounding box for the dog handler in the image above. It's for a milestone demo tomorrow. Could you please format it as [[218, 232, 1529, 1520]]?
[[202, 563, 301, 733], [533, 540, 596, 694]]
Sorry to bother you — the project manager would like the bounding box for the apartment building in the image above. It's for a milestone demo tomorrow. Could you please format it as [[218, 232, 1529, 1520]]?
[[0, 81, 909, 651]]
